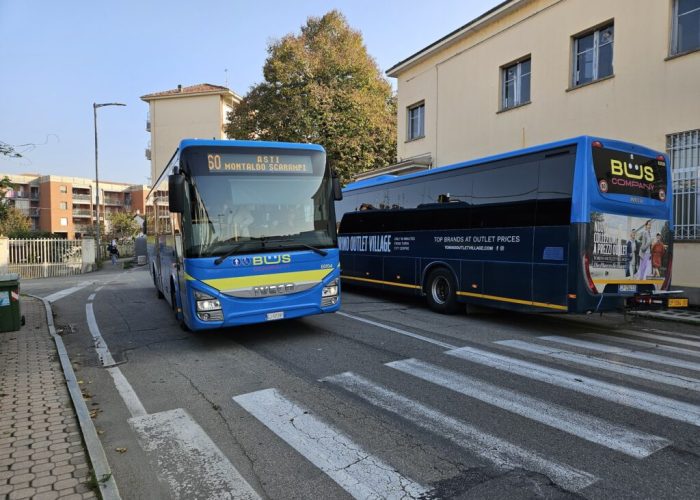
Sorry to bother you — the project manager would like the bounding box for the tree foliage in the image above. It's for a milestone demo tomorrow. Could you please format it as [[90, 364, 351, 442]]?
[[0, 206, 31, 237], [107, 212, 141, 239], [226, 10, 396, 184]]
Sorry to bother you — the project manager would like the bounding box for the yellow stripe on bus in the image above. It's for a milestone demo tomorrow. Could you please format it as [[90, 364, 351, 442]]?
[[342, 275, 568, 311], [190, 269, 333, 291], [592, 279, 663, 285], [341, 275, 422, 290], [456, 291, 568, 311]]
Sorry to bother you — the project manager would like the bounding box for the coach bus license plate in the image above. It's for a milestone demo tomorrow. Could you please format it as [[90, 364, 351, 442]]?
[[618, 284, 637, 293], [266, 311, 285, 321], [668, 298, 688, 308]]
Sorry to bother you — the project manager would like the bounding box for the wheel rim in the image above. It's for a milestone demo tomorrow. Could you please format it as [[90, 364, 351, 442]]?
[[431, 276, 450, 305]]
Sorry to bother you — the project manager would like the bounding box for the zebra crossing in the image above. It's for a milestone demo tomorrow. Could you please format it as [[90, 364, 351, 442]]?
[[231, 322, 700, 498]]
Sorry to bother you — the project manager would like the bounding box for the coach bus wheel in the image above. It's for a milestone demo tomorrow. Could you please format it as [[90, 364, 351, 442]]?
[[426, 268, 459, 314]]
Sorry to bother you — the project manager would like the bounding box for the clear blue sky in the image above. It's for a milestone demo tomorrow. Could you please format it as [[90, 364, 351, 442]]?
[[0, 0, 501, 185]]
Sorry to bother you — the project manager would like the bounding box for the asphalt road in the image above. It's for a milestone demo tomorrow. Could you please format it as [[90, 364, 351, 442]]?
[[24, 266, 700, 499]]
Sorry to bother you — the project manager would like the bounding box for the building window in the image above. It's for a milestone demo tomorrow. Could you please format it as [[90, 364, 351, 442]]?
[[501, 58, 531, 110], [407, 102, 425, 141], [668, 130, 700, 240], [572, 23, 614, 87], [60, 217, 68, 227], [672, 0, 700, 55], [59, 185, 67, 193], [59, 202, 68, 210]]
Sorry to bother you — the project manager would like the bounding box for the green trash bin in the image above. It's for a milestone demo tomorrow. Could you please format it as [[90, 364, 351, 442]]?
[[0, 273, 22, 332]]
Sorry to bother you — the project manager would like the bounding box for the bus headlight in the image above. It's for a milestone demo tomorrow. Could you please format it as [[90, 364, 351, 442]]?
[[321, 279, 339, 307], [194, 290, 223, 320], [322, 279, 339, 297]]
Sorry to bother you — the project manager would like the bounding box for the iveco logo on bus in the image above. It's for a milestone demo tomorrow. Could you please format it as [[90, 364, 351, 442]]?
[[253, 283, 295, 296], [610, 159, 655, 182]]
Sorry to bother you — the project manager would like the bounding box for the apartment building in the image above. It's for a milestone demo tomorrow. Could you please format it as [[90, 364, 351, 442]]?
[[2, 173, 149, 239], [141, 83, 241, 184], [386, 0, 700, 291]]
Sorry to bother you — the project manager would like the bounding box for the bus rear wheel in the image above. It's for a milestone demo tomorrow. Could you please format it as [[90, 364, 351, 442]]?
[[425, 268, 459, 314]]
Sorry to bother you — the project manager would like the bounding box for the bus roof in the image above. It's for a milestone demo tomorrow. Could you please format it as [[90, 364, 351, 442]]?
[[344, 135, 665, 192], [178, 138, 325, 153]]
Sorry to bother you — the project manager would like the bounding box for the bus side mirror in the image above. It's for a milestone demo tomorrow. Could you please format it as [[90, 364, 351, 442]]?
[[168, 174, 186, 213], [332, 172, 343, 201]]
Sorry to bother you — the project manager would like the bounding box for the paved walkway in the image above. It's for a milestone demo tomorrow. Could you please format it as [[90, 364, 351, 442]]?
[[0, 297, 96, 500]]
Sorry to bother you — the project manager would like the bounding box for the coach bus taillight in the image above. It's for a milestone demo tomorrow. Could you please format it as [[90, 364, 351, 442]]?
[[583, 254, 599, 294]]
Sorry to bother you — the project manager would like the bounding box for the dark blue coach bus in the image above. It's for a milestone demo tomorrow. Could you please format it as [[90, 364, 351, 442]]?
[[335, 136, 687, 314]]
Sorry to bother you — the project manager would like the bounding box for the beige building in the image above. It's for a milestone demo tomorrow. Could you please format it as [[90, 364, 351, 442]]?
[[141, 83, 241, 184], [2, 173, 149, 239], [387, 0, 700, 293]]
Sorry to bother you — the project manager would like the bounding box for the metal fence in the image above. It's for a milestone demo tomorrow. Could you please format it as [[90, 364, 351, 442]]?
[[9, 239, 83, 279], [667, 129, 700, 240]]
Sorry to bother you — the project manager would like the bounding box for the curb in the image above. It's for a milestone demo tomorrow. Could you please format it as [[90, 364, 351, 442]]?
[[30, 294, 122, 500]]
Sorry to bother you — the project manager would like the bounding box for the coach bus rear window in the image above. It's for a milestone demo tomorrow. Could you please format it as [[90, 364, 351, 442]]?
[[592, 146, 667, 201]]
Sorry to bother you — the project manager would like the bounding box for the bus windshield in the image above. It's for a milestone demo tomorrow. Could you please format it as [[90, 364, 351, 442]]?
[[181, 148, 335, 258]]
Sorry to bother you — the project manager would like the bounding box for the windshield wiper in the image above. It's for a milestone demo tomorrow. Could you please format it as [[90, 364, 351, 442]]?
[[213, 238, 264, 265], [265, 239, 329, 257]]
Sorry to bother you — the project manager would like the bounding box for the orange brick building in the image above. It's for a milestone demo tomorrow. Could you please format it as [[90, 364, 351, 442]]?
[[2, 173, 149, 239]]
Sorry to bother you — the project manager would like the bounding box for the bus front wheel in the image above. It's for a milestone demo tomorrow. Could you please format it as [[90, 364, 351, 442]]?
[[425, 268, 459, 314]]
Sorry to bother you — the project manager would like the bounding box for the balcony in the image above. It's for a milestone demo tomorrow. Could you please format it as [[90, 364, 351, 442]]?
[[72, 209, 92, 218], [103, 197, 123, 206], [72, 193, 91, 202], [73, 224, 92, 234], [146, 120, 151, 132], [145, 148, 151, 160]]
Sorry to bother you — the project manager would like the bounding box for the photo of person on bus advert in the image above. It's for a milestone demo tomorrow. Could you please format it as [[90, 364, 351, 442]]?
[[588, 212, 670, 284]]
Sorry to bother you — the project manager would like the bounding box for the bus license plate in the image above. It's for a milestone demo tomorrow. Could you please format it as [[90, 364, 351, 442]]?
[[668, 298, 688, 308], [266, 311, 284, 321], [619, 284, 637, 293]]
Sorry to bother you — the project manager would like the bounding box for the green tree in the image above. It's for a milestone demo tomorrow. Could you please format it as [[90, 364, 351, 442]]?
[[226, 10, 396, 184], [0, 206, 31, 237], [107, 212, 140, 239]]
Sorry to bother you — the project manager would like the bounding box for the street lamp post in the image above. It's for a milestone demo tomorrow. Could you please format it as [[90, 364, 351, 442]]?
[[93, 102, 125, 262]]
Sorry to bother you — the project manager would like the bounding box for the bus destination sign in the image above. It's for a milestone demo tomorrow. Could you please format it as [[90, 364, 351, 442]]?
[[206, 153, 314, 174]]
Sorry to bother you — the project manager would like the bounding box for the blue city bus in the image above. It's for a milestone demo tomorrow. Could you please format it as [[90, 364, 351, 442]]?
[[335, 136, 687, 314], [148, 139, 343, 331]]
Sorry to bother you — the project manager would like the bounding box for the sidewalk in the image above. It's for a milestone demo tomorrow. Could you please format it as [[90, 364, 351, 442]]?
[[0, 297, 97, 500]]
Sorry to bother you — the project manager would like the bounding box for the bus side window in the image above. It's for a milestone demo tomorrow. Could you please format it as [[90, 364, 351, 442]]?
[[537, 151, 575, 226]]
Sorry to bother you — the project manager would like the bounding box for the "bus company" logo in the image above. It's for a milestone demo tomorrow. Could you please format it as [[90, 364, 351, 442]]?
[[610, 159, 655, 182]]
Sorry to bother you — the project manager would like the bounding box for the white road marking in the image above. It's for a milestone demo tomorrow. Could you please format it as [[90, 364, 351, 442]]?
[[387, 358, 670, 458], [107, 367, 147, 418], [642, 328, 700, 341], [44, 281, 94, 303], [86, 303, 116, 367], [576, 332, 700, 359], [618, 329, 700, 349], [540, 335, 700, 372], [337, 311, 458, 349], [323, 372, 597, 492], [129, 408, 260, 500], [88, 293, 96, 301], [447, 346, 700, 427], [498, 339, 700, 392], [233, 388, 429, 499]]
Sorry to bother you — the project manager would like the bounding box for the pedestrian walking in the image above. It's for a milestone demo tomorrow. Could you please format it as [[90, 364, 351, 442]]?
[[109, 241, 119, 265]]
